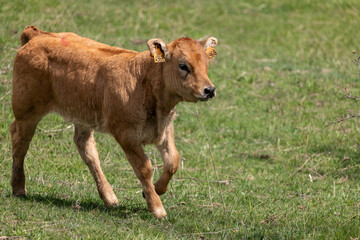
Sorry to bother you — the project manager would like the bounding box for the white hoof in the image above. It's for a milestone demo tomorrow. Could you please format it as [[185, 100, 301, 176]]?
[[103, 193, 119, 207], [153, 206, 167, 219]]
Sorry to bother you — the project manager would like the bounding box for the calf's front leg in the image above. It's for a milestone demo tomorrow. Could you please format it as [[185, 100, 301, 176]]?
[[116, 133, 166, 219], [155, 126, 180, 195]]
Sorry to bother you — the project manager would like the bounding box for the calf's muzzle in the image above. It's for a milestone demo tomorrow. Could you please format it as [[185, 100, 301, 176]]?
[[204, 86, 216, 99]]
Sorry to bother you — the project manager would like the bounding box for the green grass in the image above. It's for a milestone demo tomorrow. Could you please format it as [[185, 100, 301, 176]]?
[[1, 0, 360, 239]]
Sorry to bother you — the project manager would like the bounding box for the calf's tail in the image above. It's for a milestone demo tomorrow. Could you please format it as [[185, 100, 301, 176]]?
[[20, 26, 47, 46]]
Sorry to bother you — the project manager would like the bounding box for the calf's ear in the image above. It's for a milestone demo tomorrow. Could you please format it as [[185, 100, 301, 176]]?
[[147, 38, 169, 63], [199, 36, 218, 59]]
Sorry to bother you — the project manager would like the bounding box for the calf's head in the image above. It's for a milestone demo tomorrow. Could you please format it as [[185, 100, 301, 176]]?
[[147, 37, 218, 102]]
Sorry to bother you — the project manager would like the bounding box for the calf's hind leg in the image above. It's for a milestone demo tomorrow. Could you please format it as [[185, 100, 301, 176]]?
[[10, 118, 40, 196], [74, 126, 119, 207]]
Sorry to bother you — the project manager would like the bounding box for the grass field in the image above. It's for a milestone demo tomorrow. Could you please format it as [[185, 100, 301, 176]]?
[[1, 0, 360, 239]]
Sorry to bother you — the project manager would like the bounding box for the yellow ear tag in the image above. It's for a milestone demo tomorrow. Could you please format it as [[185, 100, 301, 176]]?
[[205, 46, 217, 59], [154, 45, 165, 63]]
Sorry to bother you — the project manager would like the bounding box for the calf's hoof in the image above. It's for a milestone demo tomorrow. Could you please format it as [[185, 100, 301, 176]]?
[[12, 187, 27, 197], [152, 206, 167, 219], [154, 183, 167, 196], [102, 193, 119, 207]]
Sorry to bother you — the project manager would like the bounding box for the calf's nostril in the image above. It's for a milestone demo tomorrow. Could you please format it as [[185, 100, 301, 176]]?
[[204, 86, 216, 97]]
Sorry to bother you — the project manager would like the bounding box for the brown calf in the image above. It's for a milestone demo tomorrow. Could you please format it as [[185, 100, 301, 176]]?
[[10, 26, 218, 218]]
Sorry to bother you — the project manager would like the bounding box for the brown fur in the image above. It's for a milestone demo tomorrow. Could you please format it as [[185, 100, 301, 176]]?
[[10, 26, 217, 218]]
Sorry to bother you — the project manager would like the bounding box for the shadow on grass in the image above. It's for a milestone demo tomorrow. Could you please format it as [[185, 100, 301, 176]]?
[[307, 143, 360, 161], [16, 193, 148, 218], [306, 143, 360, 180], [237, 152, 274, 163]]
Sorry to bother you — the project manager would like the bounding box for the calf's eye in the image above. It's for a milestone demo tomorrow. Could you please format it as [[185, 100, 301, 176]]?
[[179, 63, 189, 72]]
